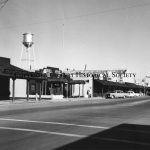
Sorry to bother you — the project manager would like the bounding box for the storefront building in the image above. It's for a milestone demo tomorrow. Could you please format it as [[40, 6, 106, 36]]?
[[64, 69, 150, 98], [0, 56, 150, 100], [0, 57, 86, 100], [29, 67, 86, 99]]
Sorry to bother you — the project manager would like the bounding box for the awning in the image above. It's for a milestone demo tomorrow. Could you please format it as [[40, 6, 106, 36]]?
[[94, 79, 126, 87], [125, 82, 139, 89], [47, 78, 68, 83], [47, 78, 86, 84], [0, 64, 44, 80], [94, 79, 148, 89], [69, 80, 85, 84]]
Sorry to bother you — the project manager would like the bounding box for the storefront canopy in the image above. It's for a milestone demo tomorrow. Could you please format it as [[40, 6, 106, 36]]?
[[94, 79, 149, 90], [69, 80, 86, 84], [0, 64, 44, 80], [47, 78, 68, 83]]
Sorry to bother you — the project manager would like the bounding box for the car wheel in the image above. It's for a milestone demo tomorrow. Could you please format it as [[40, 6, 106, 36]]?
[[111, 95, 115, 99]]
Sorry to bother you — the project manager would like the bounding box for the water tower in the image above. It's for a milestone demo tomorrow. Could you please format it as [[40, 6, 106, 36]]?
[[20, 32, 36, 71]]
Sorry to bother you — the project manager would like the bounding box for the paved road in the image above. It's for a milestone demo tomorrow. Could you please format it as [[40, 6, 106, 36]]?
[[0, 97, 150, 149]]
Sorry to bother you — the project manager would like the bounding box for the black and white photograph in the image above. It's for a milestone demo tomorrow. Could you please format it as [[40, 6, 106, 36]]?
[[1, 0, 150, 149]]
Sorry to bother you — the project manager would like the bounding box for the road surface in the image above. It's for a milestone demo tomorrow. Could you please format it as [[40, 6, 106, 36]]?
[[0, 97, 150, 149]]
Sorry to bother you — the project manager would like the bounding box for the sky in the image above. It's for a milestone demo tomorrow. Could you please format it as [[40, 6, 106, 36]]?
[[0, 0, 150, 79]]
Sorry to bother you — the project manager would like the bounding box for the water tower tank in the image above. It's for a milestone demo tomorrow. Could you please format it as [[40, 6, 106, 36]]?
[[22, 32, 34, 48]]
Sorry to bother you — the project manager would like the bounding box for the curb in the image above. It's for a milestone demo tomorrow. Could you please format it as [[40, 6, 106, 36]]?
[[0, 97, 103, 105]]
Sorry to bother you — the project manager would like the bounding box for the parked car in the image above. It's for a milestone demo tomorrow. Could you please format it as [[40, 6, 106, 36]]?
[[105, 90, 126, 99], [126, 91, 138, 98], [135, 92, 140, 97], [139, 92, 144, 96]]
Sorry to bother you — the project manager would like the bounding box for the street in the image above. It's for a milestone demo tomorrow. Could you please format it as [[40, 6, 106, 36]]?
[[0, 97, 150, 149]]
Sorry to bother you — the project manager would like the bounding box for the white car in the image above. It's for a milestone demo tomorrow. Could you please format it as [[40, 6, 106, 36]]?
[[126, 91, 139, 98], [106, 90, 126, 99]]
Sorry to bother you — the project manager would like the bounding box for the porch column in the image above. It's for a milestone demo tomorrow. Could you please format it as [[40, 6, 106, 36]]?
[[39, 81, 42, 100], [61, 83, 64, 95], [41, 80, 44, 95], [27, 79, 29, 101], [72, 84, 74, 97], [51, 83, 53, 95], [70, 84, 72, 97], [44, 80, 47, 95], [66, 83, 69, 98], [82, 84, 84, 97], [12, 78, 16, 102], [102, 87, 104, 97], [79, 84, 80, 97], [91, 77, 94, 98]]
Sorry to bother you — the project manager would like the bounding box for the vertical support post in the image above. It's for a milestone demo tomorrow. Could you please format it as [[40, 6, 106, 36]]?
[[41, 80, 43, 95], [70, 84, 72, 97], [102, 87, 104, 98], [65, 83, 69, 98], [82, 84, 84, 97], [79, 84, 80, 97], [12, 78, 16, 102], [27, 79, 29, 101], [91, 77, 94, 98], [45, 80, 47, 95], [61, 83, 64, 95], [72, 84, 74, 97], [28, 47, 30, 70], [39, 81, 41, 101], [51, 83, 53, 95], [68, 84, 70, 97]]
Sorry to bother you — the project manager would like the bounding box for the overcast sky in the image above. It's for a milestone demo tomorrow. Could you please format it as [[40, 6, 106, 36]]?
[[1, 0, 150, 78]]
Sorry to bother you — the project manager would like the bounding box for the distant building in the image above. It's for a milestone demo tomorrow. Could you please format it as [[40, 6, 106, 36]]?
[[63, 69, 127, 98], [63, 69, 149, 97]]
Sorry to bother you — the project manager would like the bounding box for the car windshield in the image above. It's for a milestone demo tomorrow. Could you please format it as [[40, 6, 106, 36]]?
[[112, 90, 123, 93], [128, 91, 133, 93]]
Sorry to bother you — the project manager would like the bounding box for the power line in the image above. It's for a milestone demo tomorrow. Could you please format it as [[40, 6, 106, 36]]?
[[64, 2, 150, 20], [0, 0, 8, 10], [1, 2, 150, 30]]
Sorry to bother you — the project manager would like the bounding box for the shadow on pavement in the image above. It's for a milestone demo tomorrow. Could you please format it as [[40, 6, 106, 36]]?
[[55, 123, 150, 150]]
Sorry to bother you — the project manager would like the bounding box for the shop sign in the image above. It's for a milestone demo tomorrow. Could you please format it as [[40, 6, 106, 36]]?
[[3, 69, 46, 79]]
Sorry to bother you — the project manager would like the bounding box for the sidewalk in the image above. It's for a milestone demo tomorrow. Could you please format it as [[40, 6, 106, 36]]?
[[0, 97, 103, 105], [0, 97, 149, 115], [0, 97, 108, 114], [0, 96, 149, 108]]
